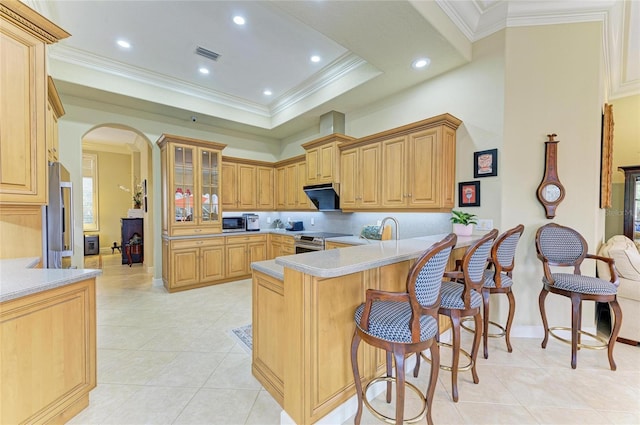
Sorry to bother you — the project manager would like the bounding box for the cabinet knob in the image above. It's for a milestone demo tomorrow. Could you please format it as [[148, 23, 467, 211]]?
[[194, 229, 202, 233], [196, 241, 203, 245]]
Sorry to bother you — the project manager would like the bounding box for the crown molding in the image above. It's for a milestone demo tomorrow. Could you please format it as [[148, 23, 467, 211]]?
[[48, 45, 271, 117], [437, 0, 638, 99], [270, 53, 371, 115]]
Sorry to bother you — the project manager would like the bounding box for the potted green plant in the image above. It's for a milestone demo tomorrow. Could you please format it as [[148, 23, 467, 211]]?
[[450, 210, 478, 236]]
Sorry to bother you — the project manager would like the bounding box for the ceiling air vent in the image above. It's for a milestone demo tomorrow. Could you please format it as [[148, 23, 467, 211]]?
[[195, 46, 221, 61]]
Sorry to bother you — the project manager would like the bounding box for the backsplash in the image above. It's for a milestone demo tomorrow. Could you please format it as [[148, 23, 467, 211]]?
[[223, 211, 451, 239]]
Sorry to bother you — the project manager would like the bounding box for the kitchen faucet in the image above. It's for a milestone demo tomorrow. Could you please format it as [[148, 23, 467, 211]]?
[[378, 216, 399, 240]]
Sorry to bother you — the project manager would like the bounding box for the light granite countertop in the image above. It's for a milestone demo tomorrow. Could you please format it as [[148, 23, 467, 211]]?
[[264, 233, 481, 279], [251, 259, 285, 280], [0, 258, 102, 303]]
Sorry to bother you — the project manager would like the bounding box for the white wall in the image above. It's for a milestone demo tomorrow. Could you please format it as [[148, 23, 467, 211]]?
[[502, 22, 603, 330]]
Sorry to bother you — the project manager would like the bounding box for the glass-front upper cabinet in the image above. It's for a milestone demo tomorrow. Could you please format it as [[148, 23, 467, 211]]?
[[199, 148, 220, 224], [173, 145, 195, 223], [157, 135, 226, 236]]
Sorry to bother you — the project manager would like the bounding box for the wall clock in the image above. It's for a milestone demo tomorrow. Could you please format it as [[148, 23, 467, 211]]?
[[536, 134, 565, 219]]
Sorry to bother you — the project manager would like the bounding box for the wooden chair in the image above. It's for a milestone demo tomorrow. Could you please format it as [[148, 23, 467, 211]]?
[[414, 229, 498, 402], [479, 224, 525, 359], [535, 223, 622, 370], [350, 233, 457, 425]]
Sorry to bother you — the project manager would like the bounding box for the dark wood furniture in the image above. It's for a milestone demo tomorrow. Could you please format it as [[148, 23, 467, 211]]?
[[481, 224, 525, 359], [535, 223, 622, 370], [619, 165, 640, 242], [350, 234, 456, 425], [121, 218, 143, 266], [414, 230, 498, 403]]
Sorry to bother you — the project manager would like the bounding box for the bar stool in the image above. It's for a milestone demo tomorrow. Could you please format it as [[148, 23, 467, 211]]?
[[350, 233, 456, 425], [461, 224, 525, 359], [414, 229, 498, 402]]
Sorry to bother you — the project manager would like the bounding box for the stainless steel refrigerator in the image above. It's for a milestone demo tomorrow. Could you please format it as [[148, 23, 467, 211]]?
[[42, 162, 73, 268]]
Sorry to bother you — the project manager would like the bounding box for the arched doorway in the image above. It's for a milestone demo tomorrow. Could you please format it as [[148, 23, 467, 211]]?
[[81, 124, 154, 272]]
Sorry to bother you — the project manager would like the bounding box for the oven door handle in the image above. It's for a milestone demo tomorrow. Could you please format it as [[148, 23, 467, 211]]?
[[294, 242, 323, 251]]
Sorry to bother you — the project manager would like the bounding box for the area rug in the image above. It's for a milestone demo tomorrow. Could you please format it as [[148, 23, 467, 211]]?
[[230, 324, 252, 353], [83, 254, 102, 269]]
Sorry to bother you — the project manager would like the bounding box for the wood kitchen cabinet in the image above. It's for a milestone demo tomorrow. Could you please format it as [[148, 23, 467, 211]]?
[[339, 114, 461, 212], [46, 76, 65, 163], [0, 3, 69, 205], [269, 233, 294, 258], [222, 157, 275, 211], [274, 155, 315, 211], [256, 165, 275, 210], [0, 278, 96, 424], [225, 234, 267, 279], [302, 134, 355, 185], [157, 134, 226, 237], [340, 142, 382, 210], [162, 237, 225, 292]]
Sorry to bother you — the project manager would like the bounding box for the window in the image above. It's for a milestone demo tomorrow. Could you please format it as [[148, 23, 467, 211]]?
[[83, 153, 99, 231]]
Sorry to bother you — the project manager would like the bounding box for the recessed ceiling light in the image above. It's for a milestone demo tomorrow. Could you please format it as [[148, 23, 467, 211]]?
[[412, 57, 431, 69], [233, 16, 245, 25], [117, 39, 131, 49], [310, 55, 321, 63], [199, 67, 210, 75], [263, 89, 272, 96]]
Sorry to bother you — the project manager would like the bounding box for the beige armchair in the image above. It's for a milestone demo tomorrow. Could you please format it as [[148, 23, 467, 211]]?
[[597, 235, 640, 344]]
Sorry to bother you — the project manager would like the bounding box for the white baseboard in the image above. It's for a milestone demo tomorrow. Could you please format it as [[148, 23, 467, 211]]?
[[152, 277, 164, 287]]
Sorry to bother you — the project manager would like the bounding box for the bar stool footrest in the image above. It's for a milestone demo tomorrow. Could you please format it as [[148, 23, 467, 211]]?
[[548, 326, 608, 350], [460, 317, 506, 338], [363, 377, 427, 424], [420, 342, 473, 372]]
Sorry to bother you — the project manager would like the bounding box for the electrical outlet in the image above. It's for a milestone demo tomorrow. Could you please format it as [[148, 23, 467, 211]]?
[[266, 217, 271, 224], [311, 218, 315, 226], [476, 219, 493, 231]]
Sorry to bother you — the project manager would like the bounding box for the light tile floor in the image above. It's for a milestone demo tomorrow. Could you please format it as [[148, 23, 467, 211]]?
[[70, 254, 640, 425]]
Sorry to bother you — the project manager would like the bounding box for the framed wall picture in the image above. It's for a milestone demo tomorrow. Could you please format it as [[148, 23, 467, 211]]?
[[474, 148, 498, 178], [459, 181, 480, 207]]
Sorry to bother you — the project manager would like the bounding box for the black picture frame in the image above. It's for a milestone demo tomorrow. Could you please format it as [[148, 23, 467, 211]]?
[[459, 181, 480, 207], [473, 148, 498, 178]]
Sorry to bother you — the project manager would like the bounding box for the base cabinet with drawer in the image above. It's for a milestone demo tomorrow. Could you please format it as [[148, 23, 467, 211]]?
[[269, 233, 295, 258], [225, 234, 267, 279], [162, 237, 225, 292]]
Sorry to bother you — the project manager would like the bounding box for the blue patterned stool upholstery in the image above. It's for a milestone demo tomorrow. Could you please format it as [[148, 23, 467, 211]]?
[[535, 223, 622, 370], [414, 229, 499, 403], [350, 233, 456, 425]]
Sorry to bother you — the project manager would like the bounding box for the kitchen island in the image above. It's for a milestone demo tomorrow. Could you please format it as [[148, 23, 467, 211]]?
[[0, 258, 101, 424], [251, 234, 479, 424]]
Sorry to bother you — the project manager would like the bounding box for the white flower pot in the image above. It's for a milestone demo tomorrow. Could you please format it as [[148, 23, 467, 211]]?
[[453, 223, 473, 236]]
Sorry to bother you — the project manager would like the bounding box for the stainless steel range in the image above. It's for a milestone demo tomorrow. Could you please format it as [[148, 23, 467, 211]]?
[[293, 232, 351, 253]]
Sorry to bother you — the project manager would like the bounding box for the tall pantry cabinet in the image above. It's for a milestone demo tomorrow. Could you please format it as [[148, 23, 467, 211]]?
[[157, 134, 227, 292], [0, 2, 69, 262]]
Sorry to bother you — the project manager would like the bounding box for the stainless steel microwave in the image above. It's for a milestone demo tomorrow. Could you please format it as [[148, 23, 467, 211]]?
[[222, 216, 246, 232]]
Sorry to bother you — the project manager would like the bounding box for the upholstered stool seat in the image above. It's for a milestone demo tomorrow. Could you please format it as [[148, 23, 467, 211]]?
[[483, 270, 513, 288], [543, 274, 618, 295], [440, 281, 482, 310], [355, 302, 438, 343]]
